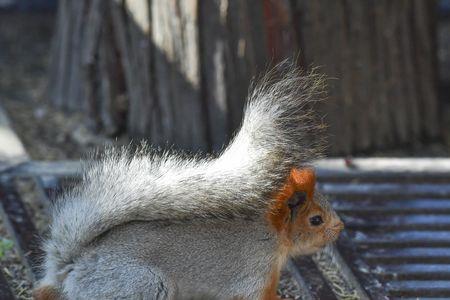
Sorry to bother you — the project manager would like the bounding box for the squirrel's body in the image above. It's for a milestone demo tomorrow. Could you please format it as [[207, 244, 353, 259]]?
[[61, 218, 278, 299], [35, 63, 343, 299]]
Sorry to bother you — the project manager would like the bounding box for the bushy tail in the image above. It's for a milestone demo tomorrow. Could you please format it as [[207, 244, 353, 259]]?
[[42, 61, 327, 276]]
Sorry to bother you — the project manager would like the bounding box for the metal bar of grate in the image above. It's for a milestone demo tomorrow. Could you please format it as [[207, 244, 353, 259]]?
[[334, 232, 388, 299], [291, 256, 338, 300], [320, 182, 450, 196], [0, 177, 43, 281], [363, 247, 450, 264]]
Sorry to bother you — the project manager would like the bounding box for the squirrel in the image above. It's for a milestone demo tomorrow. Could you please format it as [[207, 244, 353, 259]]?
[[34, 62, 344, 300]]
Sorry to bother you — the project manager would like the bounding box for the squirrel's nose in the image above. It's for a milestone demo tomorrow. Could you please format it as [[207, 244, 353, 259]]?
[[333, 220, 344, 232]]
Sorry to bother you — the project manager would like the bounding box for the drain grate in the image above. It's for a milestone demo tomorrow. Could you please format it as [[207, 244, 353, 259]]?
[[3, 158, 449, 299], [318, 158, 450, 299]]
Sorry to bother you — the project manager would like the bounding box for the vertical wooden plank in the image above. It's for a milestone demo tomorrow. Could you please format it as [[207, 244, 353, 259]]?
[[151, 0, 175, 146], [81, 0, 104, 131], [50, 0, 72, 108], [291, 0, 440, 153], [362, 1, 386, 150], [296, 0, 347, 154], [226, 0, 268, 131], [123, 0, 155, 139], [399, 0, 420, 142], [47, 0, 63, 106], [263, 0, 298, 63], [349, 1, 375, 151], [151, 0, 208, 151], [372, 0, 394, 147], [412, 0, 439, 138], [98, 20, 124, 135], [199, 0, 230, 151], [46, 0, 440, 153], [387, 1, 410, 143], [110, 0, 156, 139], [66, 0, 87, 111]]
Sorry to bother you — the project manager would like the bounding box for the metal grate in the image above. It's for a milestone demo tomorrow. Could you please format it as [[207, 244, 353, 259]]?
[[2, 158, 450, 299], [318, 158, 450, 299]]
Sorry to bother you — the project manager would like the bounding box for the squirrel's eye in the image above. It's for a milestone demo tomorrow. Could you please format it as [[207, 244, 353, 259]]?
[[309, 215, 323, 226]]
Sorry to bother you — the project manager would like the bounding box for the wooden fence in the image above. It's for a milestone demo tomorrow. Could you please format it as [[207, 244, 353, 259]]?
[[48, 0, 441, 154]]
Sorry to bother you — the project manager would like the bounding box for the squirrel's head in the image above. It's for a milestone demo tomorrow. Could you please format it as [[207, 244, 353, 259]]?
[[267, 168, 344, 256]]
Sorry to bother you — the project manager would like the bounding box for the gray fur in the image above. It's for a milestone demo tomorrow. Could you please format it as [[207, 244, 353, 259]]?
[[37, 62, 328, 299], [60, 218, 277, 299]]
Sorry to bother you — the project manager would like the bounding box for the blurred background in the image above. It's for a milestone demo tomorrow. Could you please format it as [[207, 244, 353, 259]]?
[[1, 0, 450, 160]]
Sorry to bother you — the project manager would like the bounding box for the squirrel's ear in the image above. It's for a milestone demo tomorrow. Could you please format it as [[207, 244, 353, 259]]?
[[289, 168, 316, 200], [287, 191, 307, 221], [270, 168, 316, 226]]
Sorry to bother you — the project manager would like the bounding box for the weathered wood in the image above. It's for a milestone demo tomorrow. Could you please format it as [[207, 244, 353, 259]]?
[[151, 0, 208, 151], [47, 0, 441, 154], [122, 0, 154, 139], [66, 0, 86, 111], [199, 0, 231, 150], [53, 0, 74, 109], [292, 0, 440, 154], [263, 0, 298, 62], [412, 0, 439, 138]]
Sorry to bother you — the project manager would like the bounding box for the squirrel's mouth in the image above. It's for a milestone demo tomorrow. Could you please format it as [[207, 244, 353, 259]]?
[[325, 224, 344, 243]]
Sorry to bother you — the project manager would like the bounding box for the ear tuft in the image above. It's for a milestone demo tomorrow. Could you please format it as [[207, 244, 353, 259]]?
[[290, 168, 316, 199]]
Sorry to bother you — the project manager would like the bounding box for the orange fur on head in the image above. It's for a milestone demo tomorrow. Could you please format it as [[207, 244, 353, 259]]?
[[263, 167, 343, 299], [263, 168, 317, 300], [267, 168, 316, 233]]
